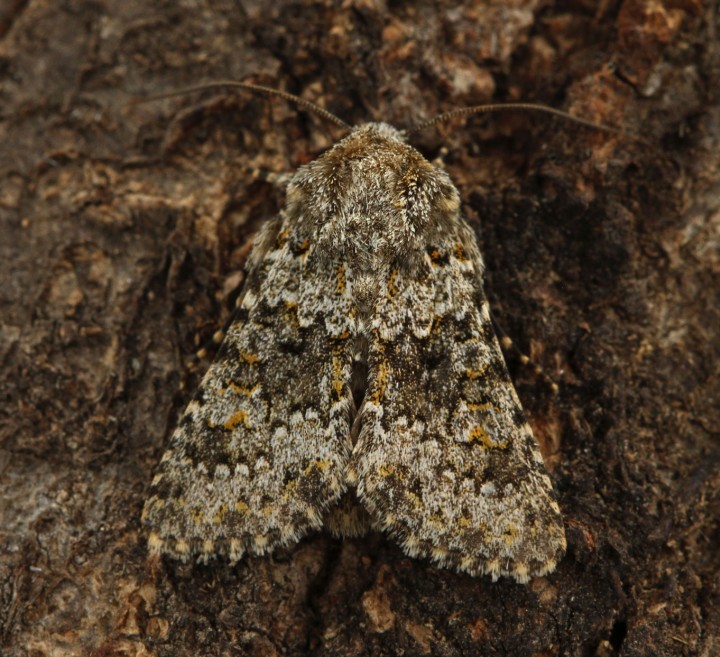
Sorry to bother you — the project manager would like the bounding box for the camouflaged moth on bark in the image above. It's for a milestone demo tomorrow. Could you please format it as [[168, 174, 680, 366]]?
[[142, 106, 567, 582]]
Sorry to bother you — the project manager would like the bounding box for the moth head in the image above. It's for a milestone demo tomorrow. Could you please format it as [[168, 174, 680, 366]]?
[[282, 121, 460, 269]]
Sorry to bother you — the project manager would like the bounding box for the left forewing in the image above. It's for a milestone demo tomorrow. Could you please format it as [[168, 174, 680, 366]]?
[[142, 210, 355, 562]]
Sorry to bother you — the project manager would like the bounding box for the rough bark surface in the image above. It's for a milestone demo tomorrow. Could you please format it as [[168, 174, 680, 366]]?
[[1, 1, 718, 656]]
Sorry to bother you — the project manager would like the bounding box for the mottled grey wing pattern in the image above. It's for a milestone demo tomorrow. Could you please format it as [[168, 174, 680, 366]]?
[[142, 214, 355, 561], [143, 121, 565, 581], [351, 229, 566, 582]]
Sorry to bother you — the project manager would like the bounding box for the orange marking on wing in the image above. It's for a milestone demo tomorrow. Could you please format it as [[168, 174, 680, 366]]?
[[466, 365, 488, 379], [387, 268, 399, 298], [335, 263, 347, 294], [468, 425, 508, 449], [331, 351, 345, 401], [224, 410, 250, 430], [240, 351, 260, 365], [371, 359, 389, 404], [212, 504, 228, 525], [227, 383, 260, 396], [276, 229, 290, 247], [284, 300, 299, 326]]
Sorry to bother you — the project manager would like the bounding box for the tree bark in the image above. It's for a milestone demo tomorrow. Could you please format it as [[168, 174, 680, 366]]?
[[1, 1, 718, 656]]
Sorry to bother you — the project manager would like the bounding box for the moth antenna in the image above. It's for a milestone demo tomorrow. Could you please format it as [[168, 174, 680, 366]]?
[[408, 102, 629, 138], [128, 80, 351, 131]]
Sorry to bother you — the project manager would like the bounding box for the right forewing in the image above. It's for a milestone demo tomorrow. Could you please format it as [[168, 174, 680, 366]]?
[[352, 229, 566, 582]]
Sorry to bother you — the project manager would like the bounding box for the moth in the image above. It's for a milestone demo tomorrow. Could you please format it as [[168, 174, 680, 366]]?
[[141, 83, 569, 582]]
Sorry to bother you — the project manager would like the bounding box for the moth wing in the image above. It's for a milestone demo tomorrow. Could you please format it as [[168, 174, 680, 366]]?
[[142, 215, 354, 561], [352, 229, 566, 582]]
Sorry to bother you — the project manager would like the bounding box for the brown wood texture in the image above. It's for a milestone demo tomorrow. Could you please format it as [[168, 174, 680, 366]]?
[[1, 1, 718, 656]]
